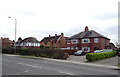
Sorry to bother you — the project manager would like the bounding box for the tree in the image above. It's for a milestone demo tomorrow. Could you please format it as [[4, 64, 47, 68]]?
[[40, 45, 44, 49]]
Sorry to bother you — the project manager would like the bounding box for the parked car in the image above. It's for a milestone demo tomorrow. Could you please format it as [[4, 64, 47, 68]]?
[[94, 50, 103, 53], [115, 49, 120, 57], [74, 50, 86, 56], [117, 51, 120, 57]]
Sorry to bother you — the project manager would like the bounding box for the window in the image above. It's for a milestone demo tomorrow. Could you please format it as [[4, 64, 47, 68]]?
[[71, 39, 78, 44], [71, 47, 78, 49], [82, 47, 90, 52], [67, 47, 70, 49], [94, 38, 99, 43], [82, 38, 90, 43], [67, 40, 71, 44]]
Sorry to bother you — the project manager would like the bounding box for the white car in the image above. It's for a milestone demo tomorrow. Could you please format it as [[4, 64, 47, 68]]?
[[74, 50, 86, 56], [94, 50, 103, 53]]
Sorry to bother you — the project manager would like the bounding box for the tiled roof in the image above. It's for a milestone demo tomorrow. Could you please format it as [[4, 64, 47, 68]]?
[[70, 30, 110, 40], [21, 37, 39, 43], [40, 35, 61, 43]]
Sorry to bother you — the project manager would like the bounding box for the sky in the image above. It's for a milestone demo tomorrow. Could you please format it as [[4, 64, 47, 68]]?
[[0, 0, 119, 44]]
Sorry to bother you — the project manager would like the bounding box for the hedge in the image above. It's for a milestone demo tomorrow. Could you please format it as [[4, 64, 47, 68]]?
[[2, 48, 69, 59], [86, 51, 117, 61]]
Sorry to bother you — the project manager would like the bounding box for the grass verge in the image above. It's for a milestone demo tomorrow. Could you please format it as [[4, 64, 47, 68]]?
[[20, 55, 42, 59]]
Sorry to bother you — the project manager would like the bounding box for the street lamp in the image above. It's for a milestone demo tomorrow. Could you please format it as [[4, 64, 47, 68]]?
[[8, 16, 17, 53]]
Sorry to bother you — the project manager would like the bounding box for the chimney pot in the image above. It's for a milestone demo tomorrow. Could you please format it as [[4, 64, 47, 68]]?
[[55, 34, 57, 37], [85, 26, 89, 32], [61, 33, 64, 36]]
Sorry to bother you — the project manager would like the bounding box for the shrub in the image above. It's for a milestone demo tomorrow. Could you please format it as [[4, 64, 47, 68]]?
[[2, 48, 14, 54], [53, 53, 63, 59], [40, 45, 44, 49], [86, 51, 117, 61], [63, 53, 69, 59], [39, 53, 47, 57], [19, 48, 29, 55]]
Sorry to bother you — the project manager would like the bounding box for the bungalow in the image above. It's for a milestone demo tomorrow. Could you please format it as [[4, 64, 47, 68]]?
[[40, 33, 68, 48], [66, 26, 110, 53], [16, 37, 40, 48]]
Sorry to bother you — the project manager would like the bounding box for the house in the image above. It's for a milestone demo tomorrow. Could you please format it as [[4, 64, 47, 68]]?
[[16, 37, 40, 48], [1, 37, 14, 48], [40, 33, 68, 48], [66, 26, 110, 53]]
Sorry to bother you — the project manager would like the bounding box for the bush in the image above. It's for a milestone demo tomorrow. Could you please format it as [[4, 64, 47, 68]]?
[[2, 48, 15, 54], [19, 48, 29, 55], [39, 53, 47, 57], [53, 53, 63, 59], [86, 51, 117, 61], [63, 53, 69, 59]]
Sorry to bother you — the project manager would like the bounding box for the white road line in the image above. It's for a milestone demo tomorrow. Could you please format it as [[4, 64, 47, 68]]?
[[17, 62, 25, 65], [17, 62, 42, 69], [17, 62, 74, 75], [24, 70, 30, 73], [58, 70, 75, 75]]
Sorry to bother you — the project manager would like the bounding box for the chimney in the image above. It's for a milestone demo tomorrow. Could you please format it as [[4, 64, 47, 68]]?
[[55, 34, 57, 37], [85, 26, 89, 32], [61, 33, 64, 36]]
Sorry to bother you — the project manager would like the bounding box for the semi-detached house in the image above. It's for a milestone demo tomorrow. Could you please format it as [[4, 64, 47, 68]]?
[[66, 26, 110, 53]]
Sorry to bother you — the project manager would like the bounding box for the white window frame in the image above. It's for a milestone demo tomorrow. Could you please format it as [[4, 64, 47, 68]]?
[[82, 47, 90, 52], [67, 40, 71, 44], [82, 38, 90, 43], [94, 38, 99, 43], [71, 46, 78, 49], [71, 39, 78, 44], [67, 47, 70, 49]]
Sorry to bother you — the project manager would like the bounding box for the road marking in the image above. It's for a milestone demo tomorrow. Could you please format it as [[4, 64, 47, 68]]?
[[17, 62, 42, 69], [58, 70, 75, 75], [17, 62, 74, 75], [24, 70, 30, 72], [18, 62, 25, 65]]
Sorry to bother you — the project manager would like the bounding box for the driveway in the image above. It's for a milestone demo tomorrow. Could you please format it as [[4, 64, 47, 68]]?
[[68, 55, 86, 62], [68, 55, 119, 67]]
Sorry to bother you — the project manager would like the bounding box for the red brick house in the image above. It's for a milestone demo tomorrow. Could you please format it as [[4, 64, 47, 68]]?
[[66, 26, 110, 53], [40, 33, 68, 48], [1, 37, 14, 48], [16, 37, 40, 48]]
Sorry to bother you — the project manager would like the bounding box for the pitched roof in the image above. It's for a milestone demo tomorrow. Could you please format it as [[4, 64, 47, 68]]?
[[40, 35, 61, 43], [70, 30, 110, 40], [21, 37, 39, 43]]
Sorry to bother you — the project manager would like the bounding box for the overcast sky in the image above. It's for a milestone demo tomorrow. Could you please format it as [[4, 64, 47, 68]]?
[[0, 0, 119, 44]]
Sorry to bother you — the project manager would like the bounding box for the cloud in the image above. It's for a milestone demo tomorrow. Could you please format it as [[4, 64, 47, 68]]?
[[16, 9, 35, 16], [95, 13, 117, 21]]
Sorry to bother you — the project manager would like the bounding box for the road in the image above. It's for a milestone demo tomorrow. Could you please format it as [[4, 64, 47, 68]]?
[[1, 55, 119, 76]]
